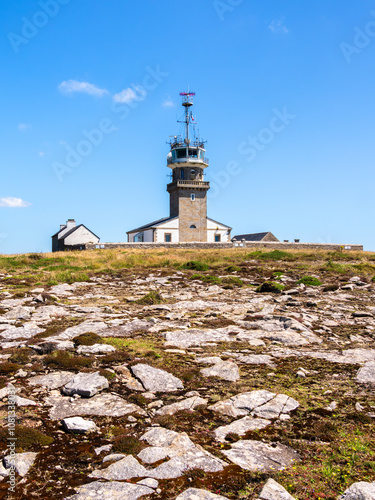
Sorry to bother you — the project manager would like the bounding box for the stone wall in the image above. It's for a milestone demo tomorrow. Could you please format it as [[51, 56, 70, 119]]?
[[86, 241, 363, 251]]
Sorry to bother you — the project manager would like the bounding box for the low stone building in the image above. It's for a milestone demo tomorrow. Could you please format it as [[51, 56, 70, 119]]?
[[233, 232, 279, 243], [52, 219, 100, 252]]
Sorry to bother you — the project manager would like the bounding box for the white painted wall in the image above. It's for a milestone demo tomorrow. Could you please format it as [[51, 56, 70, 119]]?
[[128, 229, 154, 242], [64, 226, 99, 246], [207, 218, 231, 242], [155, 218, 179, 243]]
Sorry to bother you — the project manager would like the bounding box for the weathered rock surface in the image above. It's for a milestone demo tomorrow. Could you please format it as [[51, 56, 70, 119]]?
[[28, 371, 74, 390], [156, 396, 208, 416], [223, 440, 299, 471], [62, 417, 97, 433], [66, 480, 155, 499], [62, 371, 109, 397], [3, 452, 38, 477], [176, 489, 230, 499], [46, 392, 145, 420], [131, 363, 184, 392], [200, 360, 240, 382], [214, 416, 271, 442], [356, 361, 375, 385], [258, 478, 296, 500], [338, 481, 375, 499], [76, 343, 116, 355]]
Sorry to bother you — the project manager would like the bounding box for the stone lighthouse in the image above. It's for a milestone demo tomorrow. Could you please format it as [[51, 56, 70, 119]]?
[[127, 91, 231, 243]]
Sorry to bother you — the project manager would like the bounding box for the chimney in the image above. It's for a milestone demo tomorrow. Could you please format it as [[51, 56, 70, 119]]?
[[60, 224, 65, 230], [66, 219, 76, 229]]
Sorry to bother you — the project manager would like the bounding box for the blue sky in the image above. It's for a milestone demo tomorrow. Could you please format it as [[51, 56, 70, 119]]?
[[1, 0, 375, 253]]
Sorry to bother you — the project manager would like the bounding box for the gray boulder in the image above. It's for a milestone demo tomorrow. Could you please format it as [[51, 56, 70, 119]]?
[[131, 363, 184, 392], [176, 489, 229, 499], [201, 360, 240, 382], [3, 452, 38, 477], [62, 371, 109, 397], [223, 440, 299, 471], [338, 481, 375, 499], [356, 362, 375, 385], [156, 396, 208, 416], [65, 480, 154, 499], [258, 478, 296, 499], [62, 417, 97, 433], [28, 371, 74, 390], [214, 417, 271, 442]]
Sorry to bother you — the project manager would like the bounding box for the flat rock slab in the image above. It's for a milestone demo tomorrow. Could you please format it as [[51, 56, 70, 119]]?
[[156, 396, 208, 416], [131, 363, 184, 392], [258, 478, 296, 500], [356, 361, 375, 384], [62, 417, 97, 433], [0, 323, 45, 340], [28, 371, 74, 390], [176, 488, 230, 499], [46, 392, 145, 420], [13, 396, 38, 407], [214, 417, 271, 442], [48, 321, 107, 341], [3, 452, 38, 477], [62, 372, 109, 397], [338, 481, 375, 499], [66, 480, 155, 499], [76, 344, 116, 355], [201, 360, 240, 382], [223, 440, 299, 471], [90, 455, 148, 481], [210, 390, 299, 419]]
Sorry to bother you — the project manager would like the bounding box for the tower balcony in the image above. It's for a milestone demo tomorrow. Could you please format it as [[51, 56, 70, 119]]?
[[167, 180, 210, 191], [167, 156, 209, 166]]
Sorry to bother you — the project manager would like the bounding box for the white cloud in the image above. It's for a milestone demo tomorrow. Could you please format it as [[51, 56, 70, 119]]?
[[162, 97, 175, 108], [113, 85, 147, 104], [0, 197, 31, 208], [58, 80, 109, 97], [268, 19, 289, 34], [18, 123, 31, 131]]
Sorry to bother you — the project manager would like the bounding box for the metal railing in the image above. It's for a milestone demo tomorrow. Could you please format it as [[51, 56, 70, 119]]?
[[167, 156, 209, 165]]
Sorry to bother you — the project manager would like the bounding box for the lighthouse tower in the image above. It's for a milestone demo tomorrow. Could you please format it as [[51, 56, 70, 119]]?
[[126, 91, 231, 244], [167, 92, 210, 242]]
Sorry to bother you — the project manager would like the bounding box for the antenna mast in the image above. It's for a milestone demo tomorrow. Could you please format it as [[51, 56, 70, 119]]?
[[179, 91, 195, 144]]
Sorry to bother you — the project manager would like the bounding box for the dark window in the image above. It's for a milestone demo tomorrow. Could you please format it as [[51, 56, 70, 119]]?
[[191, 193, 195, 201], [191, 169, 196, 179], [215, 235, 221, 242], [190, 225, 196, 229], [176, 148, 187, 159], [180, 169, 185, 180], [188, 149, 198, 158], [165, 233, 172, 242]]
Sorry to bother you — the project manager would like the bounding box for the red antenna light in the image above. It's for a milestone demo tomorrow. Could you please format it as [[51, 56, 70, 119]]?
[[180, 91, 196, 97]]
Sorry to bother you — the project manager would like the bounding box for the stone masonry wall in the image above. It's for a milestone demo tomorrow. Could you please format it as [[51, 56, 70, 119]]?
[[86, 242, 363, 251]]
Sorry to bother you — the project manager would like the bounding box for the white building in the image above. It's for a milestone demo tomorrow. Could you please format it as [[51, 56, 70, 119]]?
[[52, 219, 100, 252]]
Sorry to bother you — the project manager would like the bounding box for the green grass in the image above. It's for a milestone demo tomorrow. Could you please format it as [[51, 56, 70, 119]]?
[[136, 290, 164, 305], [256, 281, 285, 293], [181, 260, 210, 271], [248, 250, 296, 261], [297, 276, 322, 286]]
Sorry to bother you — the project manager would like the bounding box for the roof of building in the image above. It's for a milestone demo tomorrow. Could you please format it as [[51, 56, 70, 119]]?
[[52, 224, 100, 241], [127, 216, 178, 234], [233, 232, 273, 241], [207, 217, 232, 230]]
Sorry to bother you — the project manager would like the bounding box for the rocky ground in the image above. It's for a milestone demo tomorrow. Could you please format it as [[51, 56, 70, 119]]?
[[0, 249, 374, 499]]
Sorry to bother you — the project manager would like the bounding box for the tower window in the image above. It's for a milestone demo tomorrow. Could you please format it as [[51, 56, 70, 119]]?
[[190, 225, 196, 229], [191, 169, 195, 179], [215, 234, 221, 242], [164, 233, 172, 242], [180, 169, 185, 180], [191, 193, 195, 201]]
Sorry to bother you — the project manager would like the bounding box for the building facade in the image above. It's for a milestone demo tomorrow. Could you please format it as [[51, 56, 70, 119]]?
[[127, 91, 231, 243], [52, 219, 100, 251]]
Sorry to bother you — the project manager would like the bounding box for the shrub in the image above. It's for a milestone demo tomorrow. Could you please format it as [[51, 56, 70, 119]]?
[[248, 250, 295, 261], [0, 426, 53, 452], [181, 261, 209, 271], [0, 362, 21, 374], [256, 281, 285, 293], [9, 348, 33, 364], [222, 276, 243, 286], [73, 332, 103, 346], [113, 434, 144, 454], [297, 276, 322, 286], [372, 276, 375, 282], [190, 274, 222, 285], [323, 283, 339, 292], [136, 291, 163, 305], [44, 351, 94, 370], [225, 265, 241, 272]]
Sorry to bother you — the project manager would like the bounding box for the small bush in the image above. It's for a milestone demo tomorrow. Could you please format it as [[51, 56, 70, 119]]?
[[248, 250, 295, 261], [73, 332, 103, 346], [9, 348, 33, 365], [99, 368, 116, 380], [113, 434, 144, 455], [222, 276, 243, 286], [372, 276, 375, 282], [44, 351, 94, 370], [0, 362, 21, 374], [190, 274, 222, 285], [136, 291, 163, 305], [256, 281, 285, 294], [323, 283, 339, 292], [0, 426, 53, 452], [225, 265, 241, 272], [181, 261, 209, 271], [297, 276, 322, 286]]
